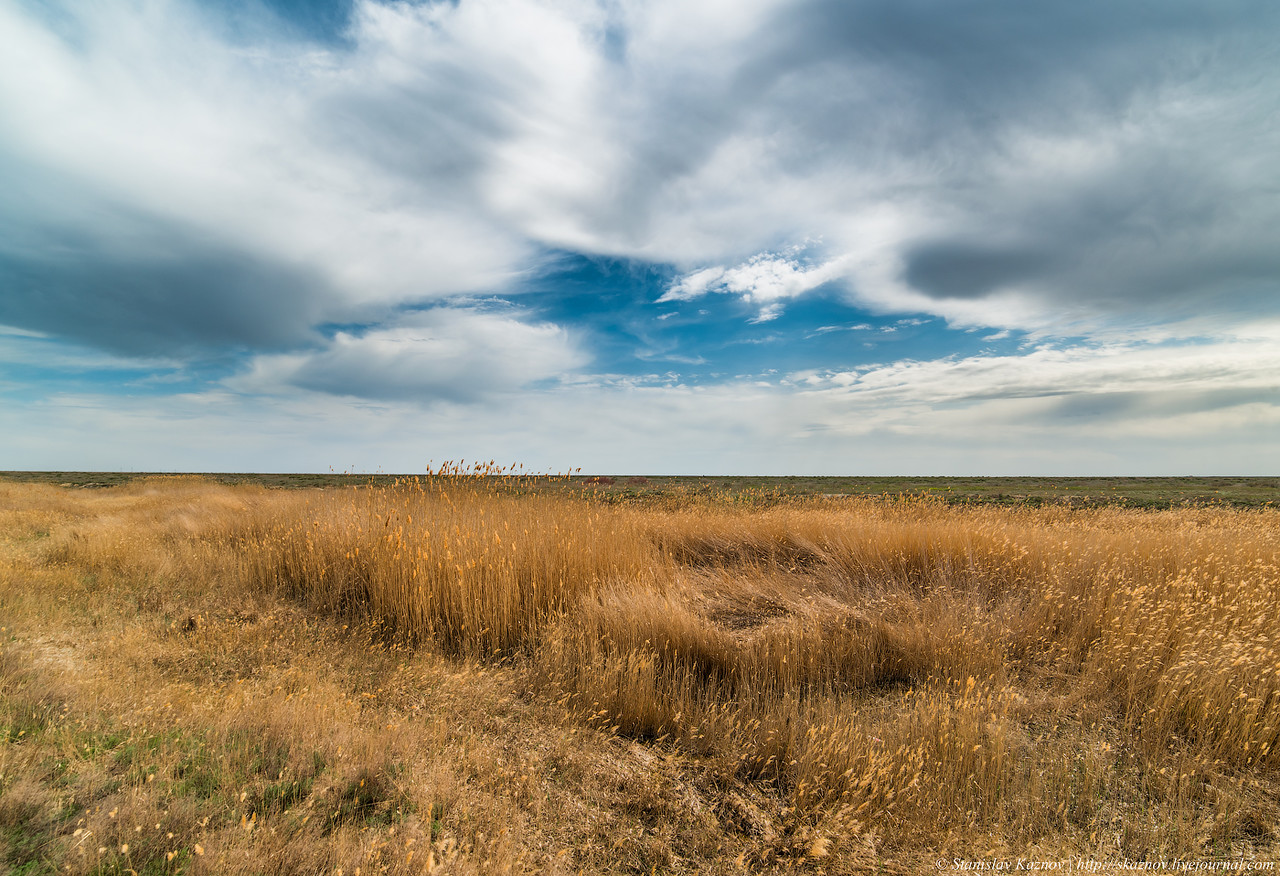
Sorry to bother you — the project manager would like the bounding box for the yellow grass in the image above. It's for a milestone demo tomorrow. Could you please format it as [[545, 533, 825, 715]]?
[[1, 474, 1277, 873]]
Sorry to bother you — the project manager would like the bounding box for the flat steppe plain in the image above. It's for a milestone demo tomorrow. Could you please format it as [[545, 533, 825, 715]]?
[[1, 474, 1277, 874]]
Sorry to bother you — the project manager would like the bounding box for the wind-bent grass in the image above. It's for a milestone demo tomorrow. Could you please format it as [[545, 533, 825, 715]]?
[[234, 472, 1280, 855], [2, 474, 1278, 873], [240, 474, 665, 657]]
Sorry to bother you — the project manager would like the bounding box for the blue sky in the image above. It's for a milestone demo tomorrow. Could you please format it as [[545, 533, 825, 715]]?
[[1, 0, 1278, 474]]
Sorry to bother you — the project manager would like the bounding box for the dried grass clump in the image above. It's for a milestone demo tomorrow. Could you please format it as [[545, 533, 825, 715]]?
[[239, 469, 666, 657]]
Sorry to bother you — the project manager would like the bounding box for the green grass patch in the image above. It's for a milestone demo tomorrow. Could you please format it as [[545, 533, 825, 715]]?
[[322, 767, 415, 833]]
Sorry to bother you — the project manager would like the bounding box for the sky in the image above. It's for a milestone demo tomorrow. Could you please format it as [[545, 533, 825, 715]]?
[[1, 0, 1278, 474]]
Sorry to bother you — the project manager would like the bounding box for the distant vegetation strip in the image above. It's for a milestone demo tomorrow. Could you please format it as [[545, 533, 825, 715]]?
[[2, 471, 1277, 508]]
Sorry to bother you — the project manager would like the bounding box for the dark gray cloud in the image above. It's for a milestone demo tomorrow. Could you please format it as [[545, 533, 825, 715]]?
[[0, 154, 343, 355], [310, 33, 519, 202], [719, 0, 1277, 176], [601, 0, 1280, 327], [0, 249, 327, 357], [778, 2, 1278, 320], [1043, 387, 1280, 424], [904, 244, 1056, 301], [769, 1, 1257, 111], [0, 227, 335, 357]]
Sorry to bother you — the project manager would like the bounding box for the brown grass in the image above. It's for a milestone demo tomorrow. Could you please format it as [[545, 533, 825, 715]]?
[[1, 474, 1278, 873]]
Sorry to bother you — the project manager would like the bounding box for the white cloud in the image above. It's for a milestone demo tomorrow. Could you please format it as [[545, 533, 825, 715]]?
[[791, 340, 1280, 417], [661, 266, 728, 302], [660, 249, 847, 320], [231, 307, 586, 403]]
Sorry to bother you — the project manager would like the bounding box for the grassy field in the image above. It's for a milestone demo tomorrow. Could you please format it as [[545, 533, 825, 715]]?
[[1, 473, 1278, 873]]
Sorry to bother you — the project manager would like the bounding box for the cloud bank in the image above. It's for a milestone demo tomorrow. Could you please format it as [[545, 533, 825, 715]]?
[[1, 0, 1277, 471], [6, 0, 1279, 336]]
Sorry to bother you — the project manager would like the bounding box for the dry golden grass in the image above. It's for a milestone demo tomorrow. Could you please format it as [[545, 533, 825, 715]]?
[[1, 474, 1278, 873]]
